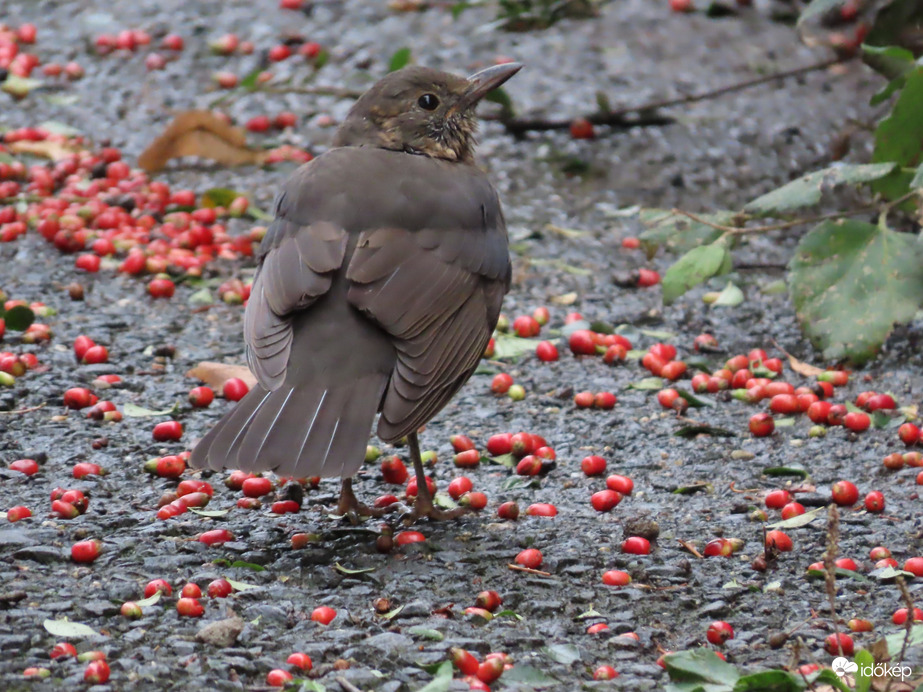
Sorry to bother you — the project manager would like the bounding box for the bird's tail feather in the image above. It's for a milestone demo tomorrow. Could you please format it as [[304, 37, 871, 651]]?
[[190, 375, 387, 479]]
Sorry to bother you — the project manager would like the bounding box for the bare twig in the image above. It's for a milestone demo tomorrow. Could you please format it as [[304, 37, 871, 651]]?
[[507, 563, 552, 577], [336, 677, 363, 692], [672, 207, 872, 237], [823, 505, 842, 653], [494, 56, 846, 134], [888, 575, 916, 692], [0, 403, 46, 415], [677, 539, 704, 559]]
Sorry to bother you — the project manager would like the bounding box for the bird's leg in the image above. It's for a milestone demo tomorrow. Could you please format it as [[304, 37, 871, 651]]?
[[337, 477, 393, 524], [407, 432, 470, 522]]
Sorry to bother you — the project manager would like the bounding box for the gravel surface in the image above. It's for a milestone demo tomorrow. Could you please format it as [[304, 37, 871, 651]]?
[[2, 1, 921, 691]]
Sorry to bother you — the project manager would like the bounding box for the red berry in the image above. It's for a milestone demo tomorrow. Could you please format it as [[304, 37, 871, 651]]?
[[84, 660, 110, 684], [242, 476, 273, 497], [162, 33, 184, 50], [581, 455, 606, 476], [71, 539, 102, 563], [535, 340, 559, 362], [82, 345, 109, 364], [515, 548, 543, 568], [591, 490, 622, 512], [9, 458, 39, 475], [706, 621, 734, 645], [807, 400, 832, 424], [512, 315, 540, 337], [601, 570, 631, 587], [450, 648, 480, 676], [246, 115, 272, 133], [266, 669, 293, 686], [574, 391, 595, 408], [657, 388, 681, 409], [765, 530, 792, 552], [764, 489, 792, 509], [904, 557, 923, 576], [396, 530, 425, 545], [152, 420, 182, 441], [867, 393, 896, 411], [491, 373, 513, 394], [670, 0, 694, 11], [268, 44, 292, 62], [286, 652, 312, 671], [568, 330, 599, 356], [198, 529, 234, 545], [177, 597, 204, 617], [207, 579, 233, 599], [780, 502, 805, 520], [448, 476, 473, 500], [188, 386, 214, 407], [824, 633, 854, 656], [864, 490, 885, 513], [497, 501, 519, 520], [892, 607, 923, 625], [274, 112, 298, 129], [475, 590, 502, 612], [181, 583, 202, 598], [848, 618, 873, 632], [703, 538, 733, 558], [749, 413, 774, 437], [311, 606, 336, 624], [381, 456, 408, 484], [63, 388, 95, 409], [6, 505, 31, 522], [593, 665, 619, 680], [831, 480, 859, 506], [621, 537, 651, 555], [223, 377, 249, 401], [487, 433, 512, 456], [510, 432, 534, 457], [768, 394, 799, 415], [594, 391, 617, 409], [899, 423, 920, 446], [606, 474, 633, 495], [453, 449, 481, 468], [450, 434, 475, 453], [73, 462, 103, 478], [148, 277, 175, 298], [843, 411, 870, 432], [637, 268, 660, 287], [660, 360, 687, 381], [569, 118, 595, 139], [144, 579, 173, 598], [526, 502, 557, 517]]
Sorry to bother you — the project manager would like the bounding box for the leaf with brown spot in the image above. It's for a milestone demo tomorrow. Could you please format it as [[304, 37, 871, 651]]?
[[138, 110, 266, 172], [187, 361, 257, 390]]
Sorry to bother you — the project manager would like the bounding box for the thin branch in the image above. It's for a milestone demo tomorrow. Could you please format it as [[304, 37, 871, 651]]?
[[336, 678, 363, 692], [0, 403, 46, 415], [495, 56, 846, 134], [507, 563, 552, 577]]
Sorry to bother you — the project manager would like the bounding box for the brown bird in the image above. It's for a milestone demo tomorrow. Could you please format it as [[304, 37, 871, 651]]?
[[191, 63, 521, 520]]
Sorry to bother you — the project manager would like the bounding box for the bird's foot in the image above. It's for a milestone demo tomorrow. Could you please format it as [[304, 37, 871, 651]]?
[[337, 480, 394, 525], [404, 493, 471, 523]]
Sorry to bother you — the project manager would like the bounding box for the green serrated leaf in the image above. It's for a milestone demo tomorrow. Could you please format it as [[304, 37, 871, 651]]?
[[43, 618, 99, 638], [2, 305, 35, 331], [639, 209, 734, 260], [225, 578, 259, 591], [744, 163, 897, 216], [662, 239, 730, 304], [417, 661, 452, 692], [122, 402, 179, 417], [388, 47, 412, 72], [789, 218, 923, 364], [873, 66, 923, 200], [664, 648, 740, 685], [334, 563, 376, 575], [767, 506, 825, 529]]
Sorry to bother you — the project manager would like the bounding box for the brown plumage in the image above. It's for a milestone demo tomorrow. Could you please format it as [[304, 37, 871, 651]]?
[[190, 63, 521, 519]]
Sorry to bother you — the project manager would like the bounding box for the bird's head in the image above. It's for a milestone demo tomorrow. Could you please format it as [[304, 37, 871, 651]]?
[[333, 63, 522, 163]]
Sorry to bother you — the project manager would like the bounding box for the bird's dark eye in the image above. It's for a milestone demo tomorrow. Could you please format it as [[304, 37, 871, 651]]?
[[418, 93, 439, 111]]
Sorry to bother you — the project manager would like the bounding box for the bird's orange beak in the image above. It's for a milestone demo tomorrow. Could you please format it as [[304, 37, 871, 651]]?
[[457, 62, 523, 112]]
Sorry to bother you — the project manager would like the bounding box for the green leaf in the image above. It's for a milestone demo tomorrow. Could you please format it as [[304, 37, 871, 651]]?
[[664, 648, 740, 685], [734, 670, 805, 692], [639, 208, 734, 259], [225, 578, 259, 591], [639, 328, 676, 340], [912, 162, 923, 189], [484, 87, 515, 118], [134, 591, 163, 607], [492, 333, 539, 359], [239, 67, 262, 91], [228, 561, 265, 571], [294, 682, 326, 692], [380, 605, 404, 620], [882, 624, 923, 657], [542, 643, 581, 665], [662, 239, 730, 304], [1, 75, 44, 97], [712, 282, 744, 307], [863, 45, 916, 102], [774, 417, 796, 427], [122, 402, 179, 418], [187, 508, 229, 517], [789, 218, 923, 363], [767, 506, 825, 529], [489, 453, 516, 467], [678, 390, 715, 408], [388, 47, 412, 72], [416, 661, 452, 692], [407, 626, 444, 641], [744, 163, 897, 216], [2, 305, 35, 331], [808, 669, 850, 691], [43, 618, 99, 638], [201, 188, 241, 208], [188, 288, 214, 305], [334, 563, 375, 575], [493, 609, 522, 620], [872, 66, 923, 200], [870, 565, 915, 580], [798, 0, 847, 24], [500, 664, 558, 685], [853, 649, 875, 692], [629, 377, 665, 390], [38, 120, 82, 136]]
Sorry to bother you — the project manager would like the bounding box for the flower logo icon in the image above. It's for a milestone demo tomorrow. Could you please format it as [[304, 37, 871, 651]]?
[[832, 657, 858, 677]]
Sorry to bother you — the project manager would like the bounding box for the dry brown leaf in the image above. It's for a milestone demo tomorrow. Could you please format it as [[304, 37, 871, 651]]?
[[138, 110, 266, 172], [9, 139, 83, 161], [187, 361, 257, 390], [771, 339, 825, 377]]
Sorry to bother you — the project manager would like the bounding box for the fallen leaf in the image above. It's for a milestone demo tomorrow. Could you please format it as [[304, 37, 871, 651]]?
[[772, 340, 825, 377], [187, 361, 257, 390], [43, 618, 100, 638], [9, 139, 83, 161], [138, 110, 266, 172]]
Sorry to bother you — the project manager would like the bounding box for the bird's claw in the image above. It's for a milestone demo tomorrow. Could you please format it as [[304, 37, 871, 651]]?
[[403, 494, 472, 523]]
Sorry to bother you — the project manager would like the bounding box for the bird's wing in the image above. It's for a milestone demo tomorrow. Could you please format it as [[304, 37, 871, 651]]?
[[244, 211, 348, 390], [346, 223, 510, 442]]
